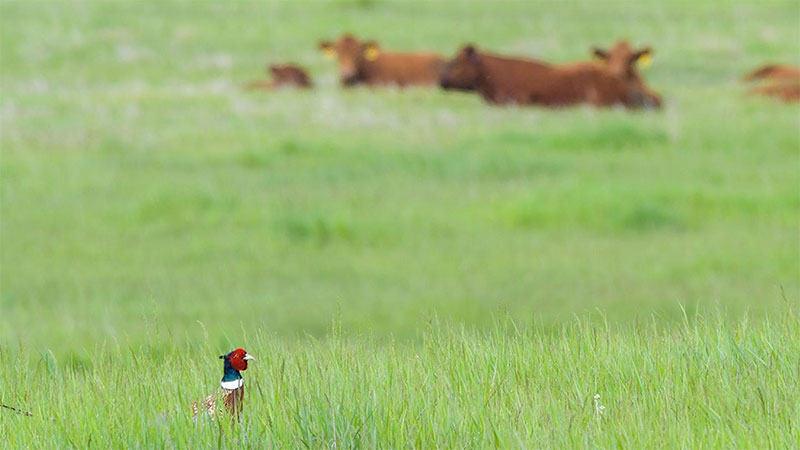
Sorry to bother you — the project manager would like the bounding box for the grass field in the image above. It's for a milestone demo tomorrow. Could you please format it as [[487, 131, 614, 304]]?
[[1, 0, 799, 447], [3, 311, 798, 447]]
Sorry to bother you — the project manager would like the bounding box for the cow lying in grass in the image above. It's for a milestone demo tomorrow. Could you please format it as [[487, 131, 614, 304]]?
[[319, 33, 445, 87], [743, 64, 800, 103], [439, 42, 661, 109], [591, 40, 661, 107], [244, 64, 312, 90]]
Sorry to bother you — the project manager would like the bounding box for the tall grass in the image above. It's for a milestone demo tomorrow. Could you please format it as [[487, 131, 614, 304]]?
[[2, 307, 798, 447]]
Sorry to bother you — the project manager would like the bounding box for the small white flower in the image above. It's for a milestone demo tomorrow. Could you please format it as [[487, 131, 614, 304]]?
[[593, 394, 605, 419]]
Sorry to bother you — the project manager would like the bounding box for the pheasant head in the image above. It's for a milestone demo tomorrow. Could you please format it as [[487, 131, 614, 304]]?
[[219, 348, 255, 390]]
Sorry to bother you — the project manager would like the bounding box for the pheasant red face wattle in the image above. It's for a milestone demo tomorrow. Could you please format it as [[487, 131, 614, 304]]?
[[227, 348, 252, 371]]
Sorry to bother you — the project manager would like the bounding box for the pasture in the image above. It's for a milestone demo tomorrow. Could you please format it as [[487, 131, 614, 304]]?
[[1, 0, 798, 447]]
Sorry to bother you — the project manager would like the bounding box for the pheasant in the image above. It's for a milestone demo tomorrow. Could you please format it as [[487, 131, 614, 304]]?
[[192, 348, 255, 421]]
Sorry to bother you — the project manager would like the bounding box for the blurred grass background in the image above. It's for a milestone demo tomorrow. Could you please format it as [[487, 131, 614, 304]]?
[[1, 0, 798, 355]]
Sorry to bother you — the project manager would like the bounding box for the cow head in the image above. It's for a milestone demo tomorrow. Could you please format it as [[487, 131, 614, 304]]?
[[318, 34, 381, 86], [593, 41, 661, 108], [439, 45, 482, 91]]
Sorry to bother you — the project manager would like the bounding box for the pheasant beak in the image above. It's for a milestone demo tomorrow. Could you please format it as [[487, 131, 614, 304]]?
[[243, 353, 255, 361]]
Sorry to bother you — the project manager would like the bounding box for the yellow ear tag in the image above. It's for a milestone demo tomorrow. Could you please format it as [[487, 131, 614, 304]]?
[[322, 48, 336, 60], [364, 47, 380, 61], [637, 52, 653, 68]]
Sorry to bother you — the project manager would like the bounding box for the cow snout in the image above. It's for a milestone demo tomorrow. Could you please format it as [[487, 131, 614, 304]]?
[[341, 74, 360, 86], [338, 62, 359, 86], [645, 94, 662, 109], [629, 90, 662, 109]]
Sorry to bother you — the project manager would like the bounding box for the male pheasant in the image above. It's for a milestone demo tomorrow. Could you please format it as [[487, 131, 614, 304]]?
[[192, 348, 255, 421]]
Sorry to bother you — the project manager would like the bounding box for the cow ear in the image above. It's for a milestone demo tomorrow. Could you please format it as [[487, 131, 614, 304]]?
[[633, 48, 653, 68], [592, 47, 609, 61], [363, 41, 380, 61], [319, 41, 336, 60]]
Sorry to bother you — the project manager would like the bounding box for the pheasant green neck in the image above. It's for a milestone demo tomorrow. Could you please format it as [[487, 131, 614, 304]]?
[[220, 357, 243, 390]]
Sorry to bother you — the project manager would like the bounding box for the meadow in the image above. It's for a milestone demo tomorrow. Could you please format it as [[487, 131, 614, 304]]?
[[1, 0, 798, 447]]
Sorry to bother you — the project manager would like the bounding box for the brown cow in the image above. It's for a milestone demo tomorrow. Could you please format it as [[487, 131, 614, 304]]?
[[749, 83, 800, 102], [743, 64, 800, 82], [318, 33, 445, 87], [244, 64, 312, 90], [439, 44, 661, 108], [592, 40, 661, 107], [743, 64, 800, 102]]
